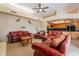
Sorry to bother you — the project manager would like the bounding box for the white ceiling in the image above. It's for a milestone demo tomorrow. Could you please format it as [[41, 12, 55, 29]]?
[[16, 3, 79, 18], [1, 3, 79, 21], [16, 3, 68, 18]]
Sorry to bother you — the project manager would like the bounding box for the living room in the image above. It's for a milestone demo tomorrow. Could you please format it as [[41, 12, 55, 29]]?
[[0, 3, 79, 56]]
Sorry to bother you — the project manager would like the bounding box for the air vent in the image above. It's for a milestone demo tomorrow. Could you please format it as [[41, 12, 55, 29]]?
[[10, 11, 17, 13]]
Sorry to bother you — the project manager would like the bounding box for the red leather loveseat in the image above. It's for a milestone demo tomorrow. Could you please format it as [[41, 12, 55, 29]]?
[[7, 31, 31, 43]]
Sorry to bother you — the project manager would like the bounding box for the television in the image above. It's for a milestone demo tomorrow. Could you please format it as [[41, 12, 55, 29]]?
[[67, 24, 75, 31]]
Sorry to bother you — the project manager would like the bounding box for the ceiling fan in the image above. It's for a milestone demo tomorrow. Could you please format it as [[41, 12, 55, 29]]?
[[32, 3, 49, 13]]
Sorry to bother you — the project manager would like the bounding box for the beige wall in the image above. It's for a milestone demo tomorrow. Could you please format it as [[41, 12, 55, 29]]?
[[0, 12, 42, 41]]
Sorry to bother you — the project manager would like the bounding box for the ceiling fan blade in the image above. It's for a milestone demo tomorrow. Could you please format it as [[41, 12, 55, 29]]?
[[37, 10, 39, 13], [42, 10, 46, 13], [38, 3, 41, 9], [42, 7, 49, 9]]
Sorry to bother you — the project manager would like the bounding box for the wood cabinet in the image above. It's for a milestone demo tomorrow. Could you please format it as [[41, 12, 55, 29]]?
[[47, 19, 79, 31]]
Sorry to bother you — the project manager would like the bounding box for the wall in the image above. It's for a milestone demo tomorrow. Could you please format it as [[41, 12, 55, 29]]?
[[40, 21, 47, 34], [0, 12, 42, 41], [0, 4, 41, 21]]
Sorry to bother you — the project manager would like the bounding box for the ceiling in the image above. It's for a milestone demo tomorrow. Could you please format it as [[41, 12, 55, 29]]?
[[15, 3, 79, 18], [1, 3, 79, 21], [16, 3, 68, 18]]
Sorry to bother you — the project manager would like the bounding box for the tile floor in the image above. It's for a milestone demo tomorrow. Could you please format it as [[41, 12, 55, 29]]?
[[6, 38, 42, 56], [6, 38, 79, 56]]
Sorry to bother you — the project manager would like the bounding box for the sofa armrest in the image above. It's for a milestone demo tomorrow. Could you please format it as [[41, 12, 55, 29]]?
[[7, 34, 12, 39], [7, 34, 12, 43], [32, 42, 64, 56]]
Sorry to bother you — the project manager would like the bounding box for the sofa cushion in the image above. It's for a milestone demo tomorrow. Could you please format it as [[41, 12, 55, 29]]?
[[9, 32, 18, 37], [50, 35, 66, 48], [12, 36, 19, 39], [18, 31, 24, 36]]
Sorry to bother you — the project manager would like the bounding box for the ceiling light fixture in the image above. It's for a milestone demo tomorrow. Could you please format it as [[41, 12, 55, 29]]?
[[8, 3, 34, 13], [32, 3, 49, 13], [39, 9, 42, 11]]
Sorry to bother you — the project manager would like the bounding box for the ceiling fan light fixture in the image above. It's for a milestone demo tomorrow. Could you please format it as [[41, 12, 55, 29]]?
[[39, 9, 42, 11], [32, 3, 49, 13]]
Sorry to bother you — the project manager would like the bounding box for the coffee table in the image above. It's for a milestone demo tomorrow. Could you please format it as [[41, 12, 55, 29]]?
[[20, 36, 32, 46]]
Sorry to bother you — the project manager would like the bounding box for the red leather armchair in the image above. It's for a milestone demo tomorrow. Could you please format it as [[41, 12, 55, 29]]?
[[7, 31, 31, 43], [34, 30, 46, 39], [32, 35, 71, 56]]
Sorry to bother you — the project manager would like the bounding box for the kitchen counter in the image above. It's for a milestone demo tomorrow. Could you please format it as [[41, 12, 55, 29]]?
[[64, 31, 79, 40], [0, 42, 6, 56]]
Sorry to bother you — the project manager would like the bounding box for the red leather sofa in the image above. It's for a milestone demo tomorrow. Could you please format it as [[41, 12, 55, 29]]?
[[42, 31, 63, 42], [34, 30, 46, 39], [32, 34, 71, 56], [7, 31, 31, 43]]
